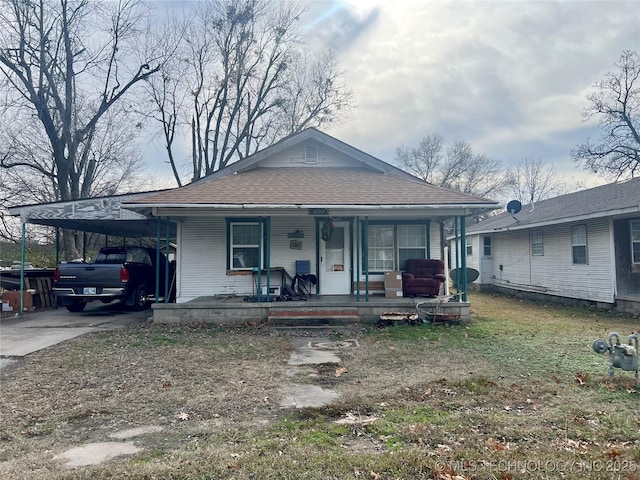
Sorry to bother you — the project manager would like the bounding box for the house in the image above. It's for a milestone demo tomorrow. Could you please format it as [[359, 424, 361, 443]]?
[[451, 178, 640, 315], [121, 128, 498, 321]]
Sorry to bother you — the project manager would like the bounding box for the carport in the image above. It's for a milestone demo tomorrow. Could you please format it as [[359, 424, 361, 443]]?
[[6, 191, 177, 315]]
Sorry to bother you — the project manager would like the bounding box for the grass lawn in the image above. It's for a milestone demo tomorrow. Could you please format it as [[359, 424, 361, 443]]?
[[0, 292, 639, 479]]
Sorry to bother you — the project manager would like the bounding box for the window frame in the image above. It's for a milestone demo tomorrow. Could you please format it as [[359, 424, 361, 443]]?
[[631, 219, 640, 264], [226, 218, 264, 271], [466, 238, 472, 256], [363, 220, 430, 273], [570, 224, 588, 265], [483, 236, 492, 257], [530, 228, 544, 256]]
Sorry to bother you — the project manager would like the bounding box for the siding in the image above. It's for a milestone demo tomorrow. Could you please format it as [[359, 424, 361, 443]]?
[[470, 218, 615, 304], [178, 216, 317, 302], [261, 142, 363, 168]]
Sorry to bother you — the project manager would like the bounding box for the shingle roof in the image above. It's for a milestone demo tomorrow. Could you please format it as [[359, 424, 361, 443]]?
[[129, 167, 496, 207], [467, 177, 640, 233]]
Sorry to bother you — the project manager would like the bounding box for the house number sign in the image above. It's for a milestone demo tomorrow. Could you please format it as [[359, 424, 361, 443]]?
[[308, 208, 329, 215]]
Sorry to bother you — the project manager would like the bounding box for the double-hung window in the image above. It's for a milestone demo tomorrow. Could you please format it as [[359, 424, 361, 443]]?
[[571, 225, 588, 265], [531, 229, 544, 256], [632, 220, 640, 264], [367, 223, 427, 272], [229, 222, 262, 270], [483, 236, 492, 256]]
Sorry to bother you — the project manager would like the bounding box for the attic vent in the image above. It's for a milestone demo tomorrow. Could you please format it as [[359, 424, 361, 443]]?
[[305, 145, 318, 165]]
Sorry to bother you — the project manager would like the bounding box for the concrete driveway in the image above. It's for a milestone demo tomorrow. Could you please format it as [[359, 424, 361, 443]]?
[[0, 302, 151, 367]]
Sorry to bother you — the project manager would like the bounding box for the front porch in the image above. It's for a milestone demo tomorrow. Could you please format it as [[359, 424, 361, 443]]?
[[151, 294, 470, 326]]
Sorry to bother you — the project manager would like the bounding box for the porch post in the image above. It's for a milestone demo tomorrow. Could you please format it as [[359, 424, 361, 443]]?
[[165, 216, 171, 303], [356, 216, 360, 302], [82, 231, 87, 261], [55, 227, 60, 266], [265, 217, 271, 301], [426, 219, 431, 258], [460, 217, 468, 302], [155, 216, 161, 303], [19, 221, 26, 316], [454, 217, 460, 301], [364, 216, 369, 301]]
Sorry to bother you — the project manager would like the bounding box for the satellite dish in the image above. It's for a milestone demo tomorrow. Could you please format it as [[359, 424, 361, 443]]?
[[506, 200, 522, 215]]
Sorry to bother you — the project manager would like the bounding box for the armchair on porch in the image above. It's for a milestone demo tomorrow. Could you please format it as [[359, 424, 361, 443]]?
[[402, 259, 446, 297]]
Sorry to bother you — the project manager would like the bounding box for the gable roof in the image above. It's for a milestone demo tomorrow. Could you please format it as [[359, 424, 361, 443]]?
[[466, 177, 640, 234], [126, 129, 499, 213], [192, 127, 418, 182]]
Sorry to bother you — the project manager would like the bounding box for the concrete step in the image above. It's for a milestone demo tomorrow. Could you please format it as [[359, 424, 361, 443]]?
[[267, 308, 360, 326]]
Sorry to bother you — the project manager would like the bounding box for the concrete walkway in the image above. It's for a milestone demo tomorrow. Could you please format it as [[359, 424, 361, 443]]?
[[0, 303, 151, 367]]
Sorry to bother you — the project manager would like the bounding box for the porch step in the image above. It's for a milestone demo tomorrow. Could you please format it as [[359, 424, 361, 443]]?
[[267, 308, 360, 326]]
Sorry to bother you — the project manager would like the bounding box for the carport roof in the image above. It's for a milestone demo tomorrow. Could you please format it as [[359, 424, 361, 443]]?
[[7, 191, 175, 238]]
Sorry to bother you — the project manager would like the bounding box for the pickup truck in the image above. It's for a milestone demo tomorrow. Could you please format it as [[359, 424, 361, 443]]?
[[52, 246, 173, 312]]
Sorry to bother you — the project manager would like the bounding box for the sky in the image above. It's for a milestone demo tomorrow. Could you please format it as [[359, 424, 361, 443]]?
[[146, 0, 640, 192], [299, 0, 639, 187]]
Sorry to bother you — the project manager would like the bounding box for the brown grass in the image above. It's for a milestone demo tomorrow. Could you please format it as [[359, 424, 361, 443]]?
[[0, 292, 639, 479]]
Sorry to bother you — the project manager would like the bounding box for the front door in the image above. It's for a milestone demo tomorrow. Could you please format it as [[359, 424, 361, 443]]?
[[319, 221, 351, 295]]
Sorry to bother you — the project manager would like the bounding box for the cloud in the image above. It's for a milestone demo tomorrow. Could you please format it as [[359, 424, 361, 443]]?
[[304, 0, 639, 182]]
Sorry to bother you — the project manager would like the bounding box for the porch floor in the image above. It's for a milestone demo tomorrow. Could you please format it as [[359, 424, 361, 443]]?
[[151, 294, 471, 325]]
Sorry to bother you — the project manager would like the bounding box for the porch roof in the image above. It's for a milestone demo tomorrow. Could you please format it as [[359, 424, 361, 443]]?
[[124, 167, 499, 215]]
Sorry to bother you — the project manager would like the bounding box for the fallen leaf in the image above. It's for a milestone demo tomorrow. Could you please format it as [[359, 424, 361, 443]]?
[[388, 346, 396, 351], [550, 374, 561, 383], [335, 367, 348, 377], [574, 372, 589, 385], [606, 448, 621, 458], [227, 463, 239, 470], [178, 411, 190, 421], [162, 382, 172, 389], [487, 438, 508, 451]]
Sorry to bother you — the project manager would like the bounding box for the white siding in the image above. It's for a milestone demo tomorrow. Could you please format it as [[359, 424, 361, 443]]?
[[473, 218, 615, 304], [177, 216, 318, 302], [261, 142, 363, 168]]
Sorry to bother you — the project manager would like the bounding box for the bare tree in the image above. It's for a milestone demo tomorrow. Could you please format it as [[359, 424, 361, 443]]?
[[396, 135, 508, 199], [146, 0, 353, 185], [505, 157, 564, 205], [572, 50, 640, 180], [0, 0, 162, 258]]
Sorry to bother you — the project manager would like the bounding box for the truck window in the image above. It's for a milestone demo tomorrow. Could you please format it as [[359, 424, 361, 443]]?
[[126, 249, 152, 266], [95, 252, 126, 264]]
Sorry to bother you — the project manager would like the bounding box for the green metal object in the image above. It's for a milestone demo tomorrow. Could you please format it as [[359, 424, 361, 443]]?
[[592, 332, 639, 378]]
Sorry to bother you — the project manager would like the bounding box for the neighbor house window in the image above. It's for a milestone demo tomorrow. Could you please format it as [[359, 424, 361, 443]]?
[[531, 229, 544, 256], [483, 236, 492, 256], [466, 239, 472, 256], [632, 220, 640, 264], [571, 225, 588, 265], [366, 223, 427, 272], [305, 145, 318, 164], [230, 222, 262, 269]]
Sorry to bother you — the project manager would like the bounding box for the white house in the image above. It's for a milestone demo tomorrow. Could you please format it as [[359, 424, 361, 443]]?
[[451, 178, 640, 315], [124, 128, 498, 305]]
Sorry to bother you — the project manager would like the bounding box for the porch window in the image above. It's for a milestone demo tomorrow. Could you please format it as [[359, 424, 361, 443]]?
[[571, 225, 588, 265], [368, 225, 394, 271], [366, 223, 427, 272], [230, 222, 262, 270], [632, 220, 640, 264], [531, 229, 544, 256], [398, 225, 427, 270], [483, 236, 492, 256]]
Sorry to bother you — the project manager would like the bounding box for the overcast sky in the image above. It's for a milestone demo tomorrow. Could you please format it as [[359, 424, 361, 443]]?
[[298, 0, 639, 187], [146, 0, 639, 191]]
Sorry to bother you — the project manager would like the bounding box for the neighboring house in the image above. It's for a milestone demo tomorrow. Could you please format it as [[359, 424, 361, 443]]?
[[451, 178, 640, 315], [123, 128, 498, 303]]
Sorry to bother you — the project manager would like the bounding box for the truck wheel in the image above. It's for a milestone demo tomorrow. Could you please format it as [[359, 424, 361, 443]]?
[[132, 285, 148, 311], [66, 301, 86, 312]]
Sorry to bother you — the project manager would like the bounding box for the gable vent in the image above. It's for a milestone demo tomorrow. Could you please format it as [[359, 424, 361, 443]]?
[[305, 145, 318, 165]]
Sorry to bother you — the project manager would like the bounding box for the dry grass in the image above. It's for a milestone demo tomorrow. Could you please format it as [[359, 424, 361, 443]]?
[[0, 292, 639, 479]]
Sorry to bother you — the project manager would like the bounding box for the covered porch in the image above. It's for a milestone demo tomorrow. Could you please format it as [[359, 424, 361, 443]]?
[[151, 293, 470, 325]]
